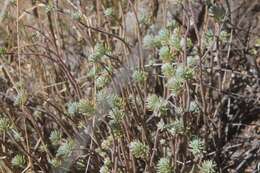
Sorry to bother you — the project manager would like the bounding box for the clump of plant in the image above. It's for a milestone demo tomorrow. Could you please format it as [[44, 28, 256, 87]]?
[[129, 140, 149, 159], [49, 130, 63, 145], [189, 137, 204, 156], [11, 154, 26, 168], [56, 139, 75, 158], [146, 94, 168, 116], [199, 160, 216, 173], [156, 157, 173, 173], [0, 116, 12, 133]]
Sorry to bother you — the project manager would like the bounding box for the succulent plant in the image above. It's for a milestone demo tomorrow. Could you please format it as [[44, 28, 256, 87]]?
[[156, 157, 172, 173], [104, 8, 114, 17], [0, 117, 12, 133], [109, 108, 125, 122], [45, 4, 53, 13], [146, 94, 168, 115], [56, 139, 75, 158], [129, 140, 149, 159], [99, 165, 110, 173], [101, 135, 113, 150], [0, 116, 12, 132], [159, 46, 173, 62], [209, 5, 225, 21], [109, 119, 123, 137], [189, 137, 204, 156], [147, 94, 160, 107], [169, 35, 181, 51], [67, 102, 79, 116], [187, 55, 199, 67], [143, 34, 161, 48], [132, 70, 147, 83], [71, 11, 82, 20], [87, 66, 101, 78], [11, 154, 26, 168], [49, 130, 62, 145], [14, 89, 28, 106], [188, 101, 200, 113], [0, 47, 6, 55], [90, 43, 107, 62], [167, 77, 183, 95], [139, 13, 150, 25], [158, 28, 170, 44], [161, 63, 175, 78], [199, 160, 216, 173], [205, 30, 214, 47], [166, 20, 177, 30], [78, 99, 96, 117], [219, 30, 229, 42], [96, 75, 110, 89], [166, 119, 185, 135], [50, 157, 62, 168], [175, 65, 194, 80]]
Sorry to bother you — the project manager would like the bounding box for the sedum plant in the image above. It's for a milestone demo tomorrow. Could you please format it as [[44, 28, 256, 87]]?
[[219, 30, 229, 42], [156, 157, 173, 173], [166, 20, 178, 30], [146, 94, 168, 115], [204, 30, 214, 47], [0, 117, 12, 133], [99, 165, 110, 173], [209, 4, 225, 21], [187, 55, 199, 67], [199, 160, 216, 173], [87, 66, 101, 78], [129, 140, 149, 159], [161, 63, 175, 78], [67, 102, 79, 116], [166, 118, 185, 135], [189, 137, 204, 156], [188, 101, 200, 113], [11, 154, 26, 168], [104, 7, 114, 17], [143, 34, 161, 49], [139, 13, 150, 26], [159, 46, 173, 62], [167, 77, 183, 95], [97, 91, 124, 110], [0, 47, 6, 55], [132, 70, 147, 83], [90, 43, 108, 62], [175, 65, 194, 80], [14, 89, 28, 106], [49, 130, 62, 146], [78, 99, 96, 117], [109, 109, 125, 122], [99, 157, 111, 173], [101, 135, 113, 150], [169, 35, 181, 52], [158, 28, 170, 45], [12, 129, 23, 141], [50, 157, 62, 168], [56, 139, 75, 158], [96, 75, 110, 90]]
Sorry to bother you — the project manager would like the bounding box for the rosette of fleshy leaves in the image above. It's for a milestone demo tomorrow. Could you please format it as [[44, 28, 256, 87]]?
[[156, 157, 173, 173], [11, 154, 26, 168], [146, 94, 168, 116], [129, 140, 149, 159], [199, 160, 216, 173], [189, 137, 204, 156]]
